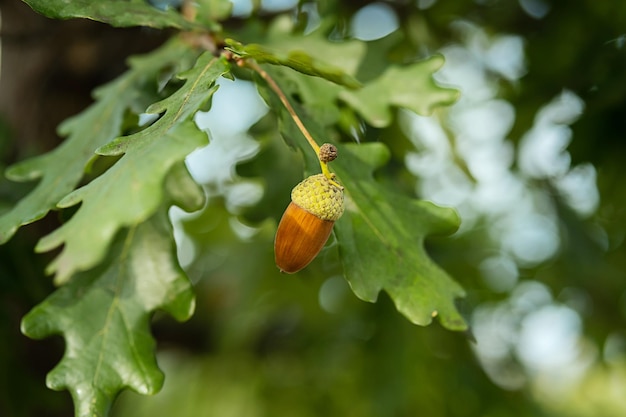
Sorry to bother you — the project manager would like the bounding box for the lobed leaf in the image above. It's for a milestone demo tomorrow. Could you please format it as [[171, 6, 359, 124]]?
[[21, 209, 195, 417], [333, 143, 467, 331], [339, 56, 460, 127], [226, 17, 365, 89], [0, 38, 195, 244], [194, 0, 234, 24], [164, 162, 206, 213], [22, 0, 208, 30], [98, 53, 229, 156], [36, 52, 228, 284], [260, 65, 347, 128], [245, 44, 456, 134]]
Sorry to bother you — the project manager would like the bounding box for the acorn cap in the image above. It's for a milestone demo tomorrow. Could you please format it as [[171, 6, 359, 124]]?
[[291, 174, 344, 221]]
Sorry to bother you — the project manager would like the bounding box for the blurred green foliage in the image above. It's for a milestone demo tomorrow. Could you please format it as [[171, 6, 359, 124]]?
[[2, 0, 626, 416]]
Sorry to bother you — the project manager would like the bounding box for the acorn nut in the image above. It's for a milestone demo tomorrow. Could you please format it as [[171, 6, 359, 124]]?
[[274, 173, 344, 273]]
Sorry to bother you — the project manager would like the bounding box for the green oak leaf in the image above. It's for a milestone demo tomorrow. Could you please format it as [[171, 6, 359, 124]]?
[[252, 65, 344, 160], [244, 41, 456, 134], [164, 162, 206, 213], [228, 40, 361, 88], [332, 143, 466, 330], [21, 209, 195, 417], [195, 0, 234, 24], [226, 17, 364, 88], [98, 53, 229, 155], [37, 121, 206, 285], [339, 55, 460, 127], [263, 65, 346, 128], [36, 53, 229, 284], [22, 0, 208, 30], [0, 38, 195, 244]]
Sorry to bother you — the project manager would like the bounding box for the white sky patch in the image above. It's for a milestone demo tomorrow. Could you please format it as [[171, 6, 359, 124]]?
[[518, 90, 584, 179], [483, 35, 527, 81], [472, 281, 592, 391], [516, 305, 582, 371], [261, 0, 299, 13], [195, 78, 268, 137], [171, 77, 269, 266], [553, 163, 600, 217], [480, 254, 519, 293], [519, 0, 551, 19], [518, 123, 573, 178], [402, 17, 600, 398], [188, 78, 267, 191], [350, 3, 399, 41], [450, 99, 516, 143], [169, 206, 197, 269], [501, 213, 560, 266], [229, 0, 253, 17]]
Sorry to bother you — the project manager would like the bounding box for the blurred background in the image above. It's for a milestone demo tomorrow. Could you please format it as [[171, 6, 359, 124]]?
[[1, 0, 626, 416]]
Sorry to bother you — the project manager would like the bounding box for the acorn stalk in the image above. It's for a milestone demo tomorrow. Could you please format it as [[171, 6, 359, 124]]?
[[274, 173, 344, 273]]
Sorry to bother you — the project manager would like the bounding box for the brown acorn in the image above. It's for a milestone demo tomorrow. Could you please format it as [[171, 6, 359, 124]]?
[[274, 173, 344, 273]]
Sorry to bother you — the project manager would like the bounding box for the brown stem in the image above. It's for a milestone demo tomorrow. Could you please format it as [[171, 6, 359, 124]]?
[[241, 59, 342, 188], [244, 60, 320, 154]]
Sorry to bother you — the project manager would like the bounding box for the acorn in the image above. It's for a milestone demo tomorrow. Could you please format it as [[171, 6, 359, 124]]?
[[319, 143, 338, 163], [274, 173, 344, 273]]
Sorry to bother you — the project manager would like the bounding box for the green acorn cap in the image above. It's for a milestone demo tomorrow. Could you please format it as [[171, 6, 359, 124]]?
[[291, 174, 344, 221]]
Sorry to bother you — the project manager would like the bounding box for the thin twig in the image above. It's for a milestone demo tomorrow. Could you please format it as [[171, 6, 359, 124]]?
[[244, 60, 320, 155], [242, 59, 342, 188]]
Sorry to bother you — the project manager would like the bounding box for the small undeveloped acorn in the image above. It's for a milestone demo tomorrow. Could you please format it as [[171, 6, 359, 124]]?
[[274, 174, 344, 273], [319, 143, 338, 163]]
